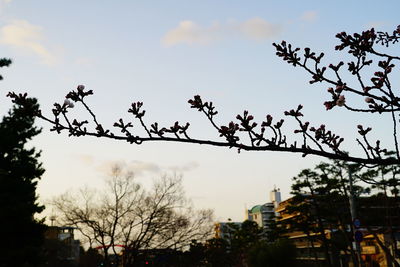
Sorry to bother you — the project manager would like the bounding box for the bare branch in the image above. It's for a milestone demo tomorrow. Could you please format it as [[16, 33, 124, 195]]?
[[7, 25, 400, 167]]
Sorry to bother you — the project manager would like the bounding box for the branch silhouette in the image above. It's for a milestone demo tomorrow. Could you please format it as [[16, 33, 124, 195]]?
[[8, 25, 400, 166]]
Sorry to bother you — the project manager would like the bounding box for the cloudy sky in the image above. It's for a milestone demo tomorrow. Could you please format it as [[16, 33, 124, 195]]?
[[0, 0, 399, 222]]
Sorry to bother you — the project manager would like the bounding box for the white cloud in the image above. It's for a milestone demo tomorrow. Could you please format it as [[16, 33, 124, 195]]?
[[163, 20, 221, 46], [126, 160, 162, 175], [162, 18, 282, 46], [77, 155, 198, 177], [94, 159, 161, 177], [93, 158, 199, 178], [0, 20, 57, 65], [239, 17, 281, 41], [168, 161, 199, 172], [126, 161, 198, 175], [300, 11, 318, 22]]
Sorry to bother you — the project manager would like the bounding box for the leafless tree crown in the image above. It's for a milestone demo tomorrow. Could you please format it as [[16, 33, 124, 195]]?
[[52, 167, 213, 264]]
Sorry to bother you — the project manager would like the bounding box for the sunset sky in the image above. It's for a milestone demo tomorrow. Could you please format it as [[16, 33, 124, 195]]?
[[0, 1, 399, 222]]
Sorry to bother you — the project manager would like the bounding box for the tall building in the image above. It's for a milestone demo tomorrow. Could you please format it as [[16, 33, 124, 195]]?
[[245, 188, 281, 229], [270, 187, 282, 209]]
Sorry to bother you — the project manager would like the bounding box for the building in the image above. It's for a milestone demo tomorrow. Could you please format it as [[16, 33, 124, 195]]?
[[245, 188, 281, 230], [214, 221, 242, 240], [44, 226, 81, 265], [276, 194, 400, 267], [275, 196, 329, 264]]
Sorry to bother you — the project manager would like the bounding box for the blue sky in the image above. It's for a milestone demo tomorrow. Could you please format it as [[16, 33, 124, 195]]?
[[0, 0, 399, 222]]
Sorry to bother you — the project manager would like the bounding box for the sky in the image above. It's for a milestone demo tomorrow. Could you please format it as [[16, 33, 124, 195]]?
[[0, 0, 399, 222]]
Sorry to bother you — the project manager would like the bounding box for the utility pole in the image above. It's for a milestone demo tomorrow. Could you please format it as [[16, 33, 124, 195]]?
[[348, 166, 364, 267]]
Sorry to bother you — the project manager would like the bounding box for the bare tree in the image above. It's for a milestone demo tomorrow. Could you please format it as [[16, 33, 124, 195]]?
[[7, 25, 400, 167], [117, 174, 213, 266], [52, 166, 214, 267]]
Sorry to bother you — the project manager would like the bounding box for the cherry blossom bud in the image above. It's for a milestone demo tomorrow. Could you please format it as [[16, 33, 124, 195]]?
[[365, 97, 374, 103], [335, 85, 344, 93], [64, 99, 74, 108], [336, 95, 345, 107], [324, 101, 333, 110]]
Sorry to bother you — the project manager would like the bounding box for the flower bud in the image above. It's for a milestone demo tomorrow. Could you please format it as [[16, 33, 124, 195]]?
[[365, 97, 374, 103], [64, 99, 74, 108], [336, 95, 345, 107]]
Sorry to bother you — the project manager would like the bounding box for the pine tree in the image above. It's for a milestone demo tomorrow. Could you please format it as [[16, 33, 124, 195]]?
[[0, 92, 47, 266]]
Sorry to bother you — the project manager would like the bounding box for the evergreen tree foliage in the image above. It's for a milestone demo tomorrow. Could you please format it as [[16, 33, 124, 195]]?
[[0, 95, 46, 267], [282, 160, 400, 267]]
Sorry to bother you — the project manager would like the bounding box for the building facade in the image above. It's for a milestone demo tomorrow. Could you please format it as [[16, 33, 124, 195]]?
[[214, 221, 242, 240], [245, 188, 281, 230], [275, 195, 400, 267], [44, 226, 81, 265]]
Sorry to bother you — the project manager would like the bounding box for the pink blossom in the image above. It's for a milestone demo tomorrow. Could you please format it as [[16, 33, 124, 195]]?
[[336, 95, 345, 107]]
